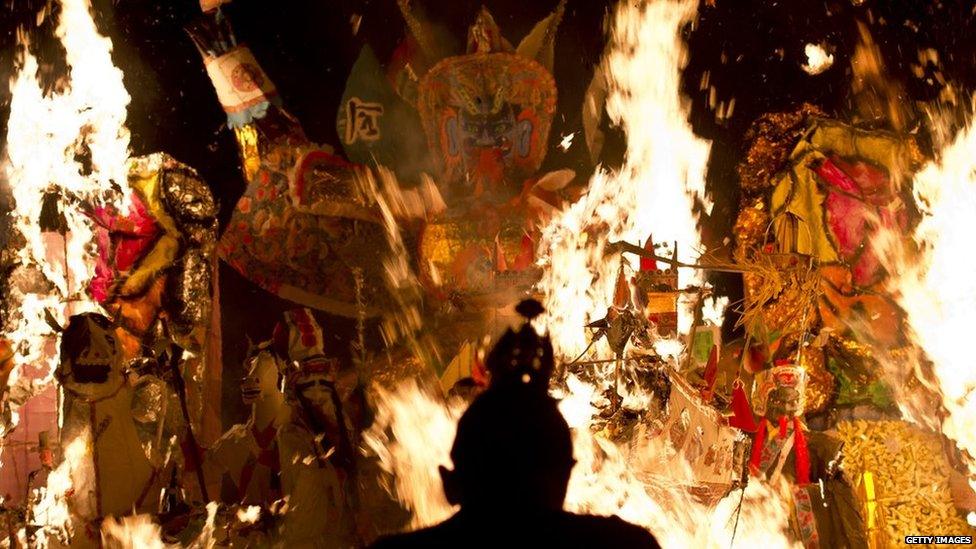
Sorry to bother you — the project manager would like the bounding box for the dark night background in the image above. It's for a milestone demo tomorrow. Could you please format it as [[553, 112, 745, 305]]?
[[2, 0, 975, 427]]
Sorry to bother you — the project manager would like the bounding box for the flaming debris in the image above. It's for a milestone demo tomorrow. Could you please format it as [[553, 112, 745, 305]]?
[[368, 1, 792, 546], [538, 0, 724, 362], [364, 381, 466, 529], [558, 384, 797, 547], [801, 43, 834, 75], [851, 22, 908, 131], [2, 0, 131, 431], [559, 132, 576, 151], [874, 106, 976, 520]]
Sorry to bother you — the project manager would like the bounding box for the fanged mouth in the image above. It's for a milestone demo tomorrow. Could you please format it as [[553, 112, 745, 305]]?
[[72, 360, 111, 384]]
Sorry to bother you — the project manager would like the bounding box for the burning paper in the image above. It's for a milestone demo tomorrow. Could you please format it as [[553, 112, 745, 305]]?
[[365, 380, 798, 547], [2, 0, 131, 432], [801, 43, 834, 75], [538, 0, 723, 362], [874, 105, 976, 492], [366, 3, 795, 543]]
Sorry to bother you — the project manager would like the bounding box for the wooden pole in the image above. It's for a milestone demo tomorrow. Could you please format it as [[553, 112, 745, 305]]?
[[606, 240, 752, 274]]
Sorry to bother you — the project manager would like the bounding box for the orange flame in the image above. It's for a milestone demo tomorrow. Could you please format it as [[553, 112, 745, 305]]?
[[873, 105, 976, 526], [537, 0, 724, 362], [2, 0, 131, 430], [367, 2, 795, 545]]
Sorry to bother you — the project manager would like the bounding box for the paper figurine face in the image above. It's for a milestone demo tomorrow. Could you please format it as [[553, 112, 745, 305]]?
[[57, 313, 123, 398], [420, 55, 555, 204], [765, 386, 803, 419], [242, 348, 282, 405], [752, 364, 808, 418], [403, 2, 563, 204]]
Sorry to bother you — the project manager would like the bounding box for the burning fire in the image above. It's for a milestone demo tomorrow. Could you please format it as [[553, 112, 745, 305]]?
[[801, 44, 834, 75], [538, 0, 723, 361], [366, 380, 799, 548], [100, 515, 166, 549], [367, 1, 794, 546], [25, 428, 91, 545], [2, 0, 142, 543], [363, 381, 466, 528], [874, 106, 976, 524], [100, 502, 219, 547], [2, 0, 131, 428]]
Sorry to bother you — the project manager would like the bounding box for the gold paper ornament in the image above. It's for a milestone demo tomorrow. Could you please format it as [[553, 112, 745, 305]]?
[[798, 345, 834, 414]]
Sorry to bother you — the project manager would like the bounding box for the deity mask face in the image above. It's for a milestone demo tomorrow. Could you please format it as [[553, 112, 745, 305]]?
[[58, 313, 124, 399], [421, 56, 555, 206], [241, 348, 282, 406], [458, 105, 524, 152], [443, 101, 535, 201], [401, 2, 564, 204]]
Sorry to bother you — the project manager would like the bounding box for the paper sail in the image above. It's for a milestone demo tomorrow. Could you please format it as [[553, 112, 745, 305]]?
[[654, 373, 745, 503]]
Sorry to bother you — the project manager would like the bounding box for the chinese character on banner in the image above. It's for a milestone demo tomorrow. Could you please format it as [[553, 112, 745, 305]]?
[[343, 97, 384, 144]]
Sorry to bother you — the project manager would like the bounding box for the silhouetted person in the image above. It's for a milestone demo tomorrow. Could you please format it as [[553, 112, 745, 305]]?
[[372, 301, 659, 548], [371, 387, 658, 548]]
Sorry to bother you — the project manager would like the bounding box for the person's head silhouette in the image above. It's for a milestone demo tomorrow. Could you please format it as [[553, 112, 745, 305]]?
[[484, 299, 554, 392], [439, 385, 575, 513], [372, 301, 661, 548]]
